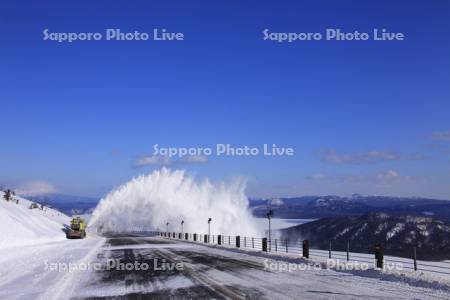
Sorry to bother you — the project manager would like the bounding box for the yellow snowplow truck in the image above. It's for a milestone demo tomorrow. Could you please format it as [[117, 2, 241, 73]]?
[[66, 217, 87, 239]]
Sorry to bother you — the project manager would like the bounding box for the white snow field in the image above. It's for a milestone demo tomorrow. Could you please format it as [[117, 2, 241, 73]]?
[[0, 237, 105, 300], [0, 190, 105, 299], [0, 191, 70, 249]]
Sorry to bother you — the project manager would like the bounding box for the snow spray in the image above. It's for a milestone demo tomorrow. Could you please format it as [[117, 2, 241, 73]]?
[[89, 168, 260, 236]]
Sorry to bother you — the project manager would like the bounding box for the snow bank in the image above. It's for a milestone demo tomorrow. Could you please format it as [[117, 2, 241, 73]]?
[[0, 191, 70, 249], [89, 168, 260, 236]]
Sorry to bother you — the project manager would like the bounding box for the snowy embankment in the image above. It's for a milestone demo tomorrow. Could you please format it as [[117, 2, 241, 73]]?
[[0, 237, 104, 300], [0, 191, 70, 249]]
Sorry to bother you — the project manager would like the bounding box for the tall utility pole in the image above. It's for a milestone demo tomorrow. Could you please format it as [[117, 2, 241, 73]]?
[[166, 222, 169, 235], [181, 220, 184, 235], [208, 218, 212, 243], [267, 210, 273, 251]]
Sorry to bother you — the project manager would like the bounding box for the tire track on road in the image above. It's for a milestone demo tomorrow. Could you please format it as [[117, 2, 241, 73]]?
[[153, 249, 249, 300]]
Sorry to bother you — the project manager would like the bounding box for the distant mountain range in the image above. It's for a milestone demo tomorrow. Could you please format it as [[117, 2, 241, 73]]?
[[279, 212, 450, 261], [250, 195, 450, 220], [27, 193, 100, 216], [26, 193, 450, 223]]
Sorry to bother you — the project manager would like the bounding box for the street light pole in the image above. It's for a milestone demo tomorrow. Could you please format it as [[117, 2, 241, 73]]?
[[267, 210, 273, 251], [181, 220, 184, 235], [208, 218, 212, 243]]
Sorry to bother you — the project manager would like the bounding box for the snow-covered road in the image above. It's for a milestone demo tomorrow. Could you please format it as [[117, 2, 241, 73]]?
[[1, 236, 449, 299]]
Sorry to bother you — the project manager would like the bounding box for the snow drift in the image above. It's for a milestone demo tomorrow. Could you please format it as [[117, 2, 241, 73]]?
[[0, 191, 70, 248], [89, 168, 260, 236]]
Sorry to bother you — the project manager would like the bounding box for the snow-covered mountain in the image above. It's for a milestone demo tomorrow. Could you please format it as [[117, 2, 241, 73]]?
[[0, 191, 70, 249], [280, 212, 450, 261], [250, 195, 450, 219]]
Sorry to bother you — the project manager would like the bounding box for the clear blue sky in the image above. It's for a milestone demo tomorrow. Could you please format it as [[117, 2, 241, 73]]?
[[1, 1, 449, 199]]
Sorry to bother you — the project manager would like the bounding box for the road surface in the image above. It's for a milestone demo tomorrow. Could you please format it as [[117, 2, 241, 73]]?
[[58, 236, 450, 299], [1, 236, 449, 299]]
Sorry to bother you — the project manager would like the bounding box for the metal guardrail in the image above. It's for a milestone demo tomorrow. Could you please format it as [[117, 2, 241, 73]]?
[[158, 231, 450, 276]]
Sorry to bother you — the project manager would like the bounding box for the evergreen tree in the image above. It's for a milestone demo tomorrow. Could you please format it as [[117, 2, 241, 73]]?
[[3, 189, 11, 202]]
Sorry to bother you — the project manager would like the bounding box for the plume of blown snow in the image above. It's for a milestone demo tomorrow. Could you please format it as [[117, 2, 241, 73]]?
[[89, 168, 261, 236]]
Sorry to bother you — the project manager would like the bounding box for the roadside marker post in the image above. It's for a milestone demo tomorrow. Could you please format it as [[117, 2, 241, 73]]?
[[302, 240, 309, 258]]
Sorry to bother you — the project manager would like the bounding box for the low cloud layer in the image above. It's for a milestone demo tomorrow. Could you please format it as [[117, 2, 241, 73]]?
[[133, 155, 208, 168], [305, 173, 328, 180], [318, 149, 400, 164], [317, 149, 425, 165], [306, 170, 416, 185], [15, 180, 56, 196], [431, 131, 450, 141], [341, 170, 415, 185], [133, 155, 170, 167]]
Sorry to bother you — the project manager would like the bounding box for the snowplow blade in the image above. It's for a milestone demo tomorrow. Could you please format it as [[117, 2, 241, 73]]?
[[66, 230, 86, 239]]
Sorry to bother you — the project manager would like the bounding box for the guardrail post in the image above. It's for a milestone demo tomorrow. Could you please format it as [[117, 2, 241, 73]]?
[[374, 244, 384, 269], [413, 246, 417, 271], [262, 238, 268, 252], [218, 235, 222, 245], [228, 236, 230, 245], [347, 240, 350, 261], [285, 239, 288, 253], [275, 239, 277, 252], [302, 240, 309, 258], [244, 237, 246, 248], [185, 233, 188, 240], [252, 237, 254, 248], [236, 236, 240, 248], [194, 233, 197, 241], [178, 233, 182, 239], [329, 241, 332, 259]]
